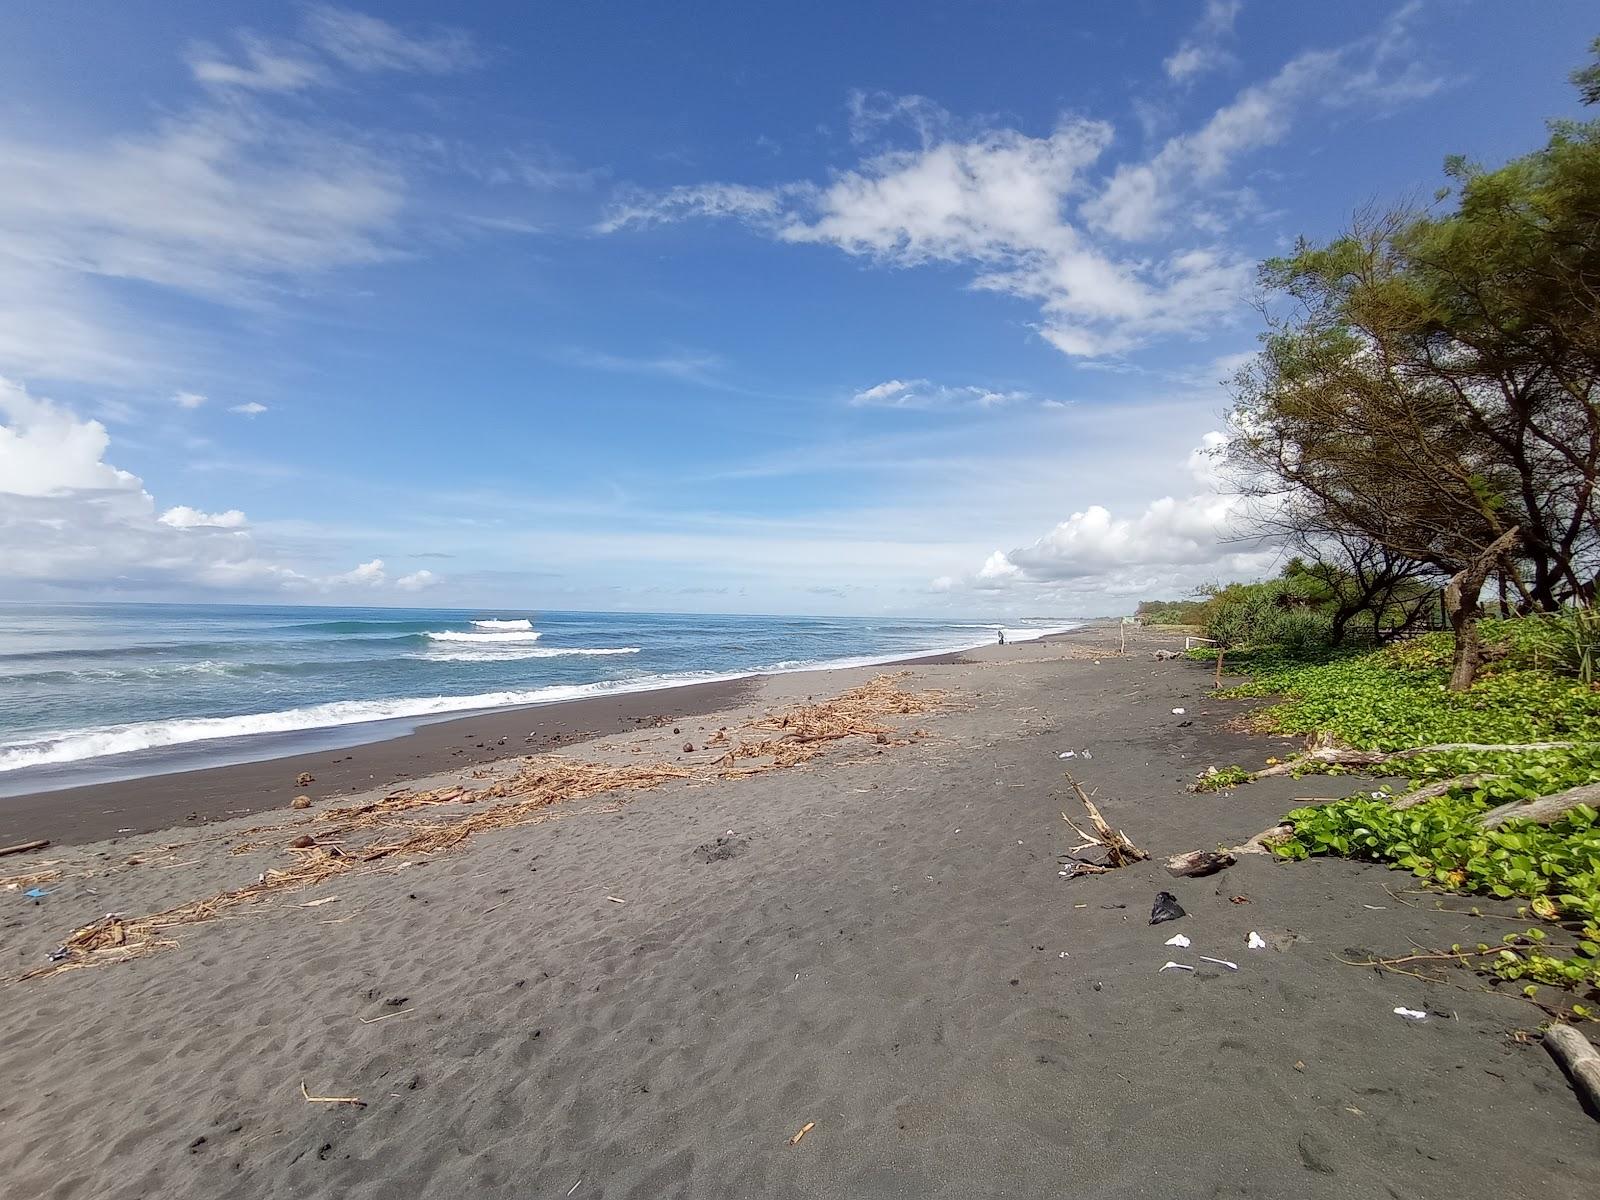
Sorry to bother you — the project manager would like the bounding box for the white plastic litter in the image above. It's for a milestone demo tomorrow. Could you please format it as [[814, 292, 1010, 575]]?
[[1057, 751, 1076, 759], [1393, 1007, 1428, 1020], [1158, 961, 1194, 973], [1164, 933, 1191, 948], [1172, 707, 1186, 715], [1200, 956, 1239, 970], [1247, 931, 1267, 949]]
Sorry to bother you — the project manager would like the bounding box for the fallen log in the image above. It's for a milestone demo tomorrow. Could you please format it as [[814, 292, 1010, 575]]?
[[0, 839, 49, 858], [1478, 781, 1600, 830], [1544, 1025, 1600, 1119], [1252, 742, 1581, 780], [1165, 849, 1236, 877]]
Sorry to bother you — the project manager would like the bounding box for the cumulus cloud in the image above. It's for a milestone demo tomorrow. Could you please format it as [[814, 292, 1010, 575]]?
[[337, 558, 388, 586], [599, 11, 1439, 357], [396, 568, 440, 591], [174, 391, 207, 409], [942, 430, 1278, 603], [0, 377, 424, 597], [159, 505, 249, 530], [230, 402, 269, 416]]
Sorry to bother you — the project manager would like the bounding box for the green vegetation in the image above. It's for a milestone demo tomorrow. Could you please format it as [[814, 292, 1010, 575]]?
[[1133, 598, 1208, 627], [1193, 764, 1252, 793], [1220, 40, 1600, 690], [1220, 621, 1600, 1007]]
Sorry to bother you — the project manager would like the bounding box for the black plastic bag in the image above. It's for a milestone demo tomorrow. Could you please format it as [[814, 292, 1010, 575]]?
[[1150, 891, 1186, 925]]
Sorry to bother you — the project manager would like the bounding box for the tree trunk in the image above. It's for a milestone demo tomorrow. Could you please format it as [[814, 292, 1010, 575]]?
[[1443, 527, 1521, 692], [1214, 648, 1225, 689]]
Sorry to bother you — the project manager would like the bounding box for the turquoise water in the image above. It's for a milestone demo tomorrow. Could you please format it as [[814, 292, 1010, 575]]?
[[0, 604, 1078, 791]]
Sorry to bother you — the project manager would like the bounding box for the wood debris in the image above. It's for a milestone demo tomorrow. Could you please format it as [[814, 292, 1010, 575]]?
[[301, 1081, 365, 1108], [1059, 772, 1147, 875], [16, 676, 948, 982], [788, 1121, 816, 1146]]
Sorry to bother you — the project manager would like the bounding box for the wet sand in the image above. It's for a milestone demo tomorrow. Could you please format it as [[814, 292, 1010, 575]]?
[[2, 625, 1595, 1199]]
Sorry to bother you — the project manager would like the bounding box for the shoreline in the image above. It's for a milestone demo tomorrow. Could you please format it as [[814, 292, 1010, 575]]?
[[0, 635, 1073, 848], [5, 620, 1593, 1199]]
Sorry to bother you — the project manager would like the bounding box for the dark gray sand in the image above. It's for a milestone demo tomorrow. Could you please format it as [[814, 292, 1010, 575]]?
[[2, 626, 1596, 1199]]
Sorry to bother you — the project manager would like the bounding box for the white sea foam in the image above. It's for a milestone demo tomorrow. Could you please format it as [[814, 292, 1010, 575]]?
[[425, 629, 542, 643], [469, 618, 535, 631], [0, 671, 742, 773], [423, 646, 641, 662], [0, 620, 1082, 775]]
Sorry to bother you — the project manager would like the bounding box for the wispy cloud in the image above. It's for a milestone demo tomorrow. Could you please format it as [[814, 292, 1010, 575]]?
[[598, 9, 1441, 359], [850, 379, 1049, 411], [1164, 0, 1243, 84]]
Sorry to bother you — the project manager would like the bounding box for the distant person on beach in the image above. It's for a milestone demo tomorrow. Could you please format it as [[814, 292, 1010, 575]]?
[[997, 628, 1006, 645]]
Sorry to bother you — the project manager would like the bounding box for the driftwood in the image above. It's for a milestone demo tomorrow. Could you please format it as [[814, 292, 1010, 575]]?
[[1383, 773, 1508, 811], [1544, 1025, 1600, 1118], [1479, 781, 1600, 830], [1197, 774, 1600, 870], [1165, 849, 1236, 877], [1252, 741, 1579, 781], [1060, 772, 1147, 871], [0, 839, 49, 858]]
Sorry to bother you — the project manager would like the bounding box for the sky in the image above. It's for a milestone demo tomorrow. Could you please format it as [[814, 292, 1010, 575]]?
[[0, 1, 1591, 617]]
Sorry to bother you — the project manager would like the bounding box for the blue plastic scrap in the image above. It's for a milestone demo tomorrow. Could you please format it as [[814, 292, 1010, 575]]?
[[23, 887, 49, 899]]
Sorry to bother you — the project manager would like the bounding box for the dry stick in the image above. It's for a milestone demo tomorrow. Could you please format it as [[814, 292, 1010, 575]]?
[[788, 1121, 816, 1146], [0, 839, 49, 858], [1251, 741, 1581, 781], [1544, 1026, 1600, 1117], [300, 1081, 365, 1107], [1062, 772, 1148, 866]]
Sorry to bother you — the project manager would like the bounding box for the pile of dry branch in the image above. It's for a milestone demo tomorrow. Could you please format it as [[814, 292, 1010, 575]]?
[[20, 675, 946, 981], [713, 675, 945, 776]]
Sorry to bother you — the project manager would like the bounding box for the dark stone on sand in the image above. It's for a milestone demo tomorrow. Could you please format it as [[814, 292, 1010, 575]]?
[[694, 835, 749, 863]]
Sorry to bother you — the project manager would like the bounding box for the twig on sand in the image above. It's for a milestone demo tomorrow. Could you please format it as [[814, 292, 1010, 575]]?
[[1060, 772, 1148, 868], [0, 839, 49, 858], [358, 1009, 411, 1025], [788, 1121, 816, 1146], [605, 895, 626, 905], [300, 1081, 365, 1107]]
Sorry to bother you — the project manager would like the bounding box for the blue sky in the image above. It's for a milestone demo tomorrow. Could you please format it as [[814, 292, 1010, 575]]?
[[0, 1, 1590, 616]]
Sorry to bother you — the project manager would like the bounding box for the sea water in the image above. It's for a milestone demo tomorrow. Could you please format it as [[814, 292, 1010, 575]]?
[[0, 604, 1078, 793]]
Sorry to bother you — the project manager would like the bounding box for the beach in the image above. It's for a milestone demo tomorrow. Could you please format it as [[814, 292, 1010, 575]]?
[[2, 623, 1596, 1199]]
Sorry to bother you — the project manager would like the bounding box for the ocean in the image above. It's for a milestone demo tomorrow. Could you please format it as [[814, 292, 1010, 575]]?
[[0, 604, 1078, 794]]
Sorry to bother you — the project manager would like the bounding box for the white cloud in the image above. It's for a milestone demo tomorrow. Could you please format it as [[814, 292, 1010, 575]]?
[[189, 36, 326, 92], [0, 8, 495, 389], [302, 6, 481, 75], [396, 568, 440, 591], [850, 379, 1037, 410], [230, 401, 269, 416], [1164, 0, 1242, 83], [174, 390, 207, 409], [0, 377, 425, 598], [602, 113, 1245, 357], [600, 12, 1439, 357], [158, 505, 249, 529], [338, 557, 387, 586], [943, 429, 1278, 602], [1088, 5, 1442, 240]]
